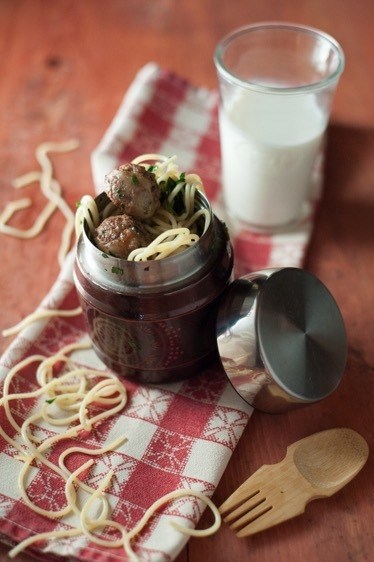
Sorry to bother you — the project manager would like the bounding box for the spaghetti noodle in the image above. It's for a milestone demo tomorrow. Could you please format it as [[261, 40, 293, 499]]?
[[1, 341, 221, 559], [0, 140, 82, 339], [2, 306, 82, 337], [0, 139, 79, 268]]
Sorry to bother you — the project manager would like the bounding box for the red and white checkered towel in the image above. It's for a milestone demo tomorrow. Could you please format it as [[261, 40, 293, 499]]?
[[0, 63, 321, 561]]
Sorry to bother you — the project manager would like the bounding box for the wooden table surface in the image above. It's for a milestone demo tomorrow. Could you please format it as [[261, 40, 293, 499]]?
[[0, 1, 373, 561]]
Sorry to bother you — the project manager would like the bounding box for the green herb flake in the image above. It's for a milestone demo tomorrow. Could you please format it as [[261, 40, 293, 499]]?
[[45, 397, 56, 404], [75, 200, 82, 208], [159, 176, 186, 215], [101, 253, 109, 259], [163, 199, 174, 214], [111, 266, 124, 275], [131, 174, 140, 186], [179, 172, 186, 182]]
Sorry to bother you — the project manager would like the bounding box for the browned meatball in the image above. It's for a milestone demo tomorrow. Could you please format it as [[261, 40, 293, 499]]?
[[105, 163, 161, 220], [94, 214, 153, 259]]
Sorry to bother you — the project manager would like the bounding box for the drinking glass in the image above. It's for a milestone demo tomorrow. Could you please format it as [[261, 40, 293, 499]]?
[[214, 23, 345, 229]]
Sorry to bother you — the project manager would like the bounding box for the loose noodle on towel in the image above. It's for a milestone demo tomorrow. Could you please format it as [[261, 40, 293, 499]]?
[[1, 341, 221, 559]]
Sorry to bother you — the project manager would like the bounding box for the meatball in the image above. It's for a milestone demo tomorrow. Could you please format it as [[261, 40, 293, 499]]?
[[105, 163, 161, 220], [94, 214, 153, 259]]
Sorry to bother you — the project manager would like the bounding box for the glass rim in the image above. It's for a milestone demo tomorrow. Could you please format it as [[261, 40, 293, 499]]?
[[214, 22, 345, 94]]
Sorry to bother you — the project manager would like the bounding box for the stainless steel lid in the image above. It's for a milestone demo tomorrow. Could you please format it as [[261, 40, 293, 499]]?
[[216, 268, 347, 413]]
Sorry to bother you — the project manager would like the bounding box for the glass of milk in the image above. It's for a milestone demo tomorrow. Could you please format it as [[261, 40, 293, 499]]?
[[214, 23, 345, 230]]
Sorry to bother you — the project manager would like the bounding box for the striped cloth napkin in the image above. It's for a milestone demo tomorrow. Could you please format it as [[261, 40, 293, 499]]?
[[0, 63, 321, 561]]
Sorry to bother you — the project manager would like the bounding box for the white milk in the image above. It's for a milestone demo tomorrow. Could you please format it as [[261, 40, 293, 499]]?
[[219, 91, 326, 227]]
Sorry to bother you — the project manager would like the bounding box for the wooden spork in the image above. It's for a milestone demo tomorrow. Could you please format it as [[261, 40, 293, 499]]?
[[219, 428, 369, 537]]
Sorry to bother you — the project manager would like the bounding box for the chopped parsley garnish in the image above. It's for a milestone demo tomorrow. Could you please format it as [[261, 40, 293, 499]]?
[[75, 200, 82, 208], [45, 397, 56, 404], [131, 174, 140, 185], [111, 266, 124, 275], [101, 253, 109, 259], [160, 174, 187, 215]]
